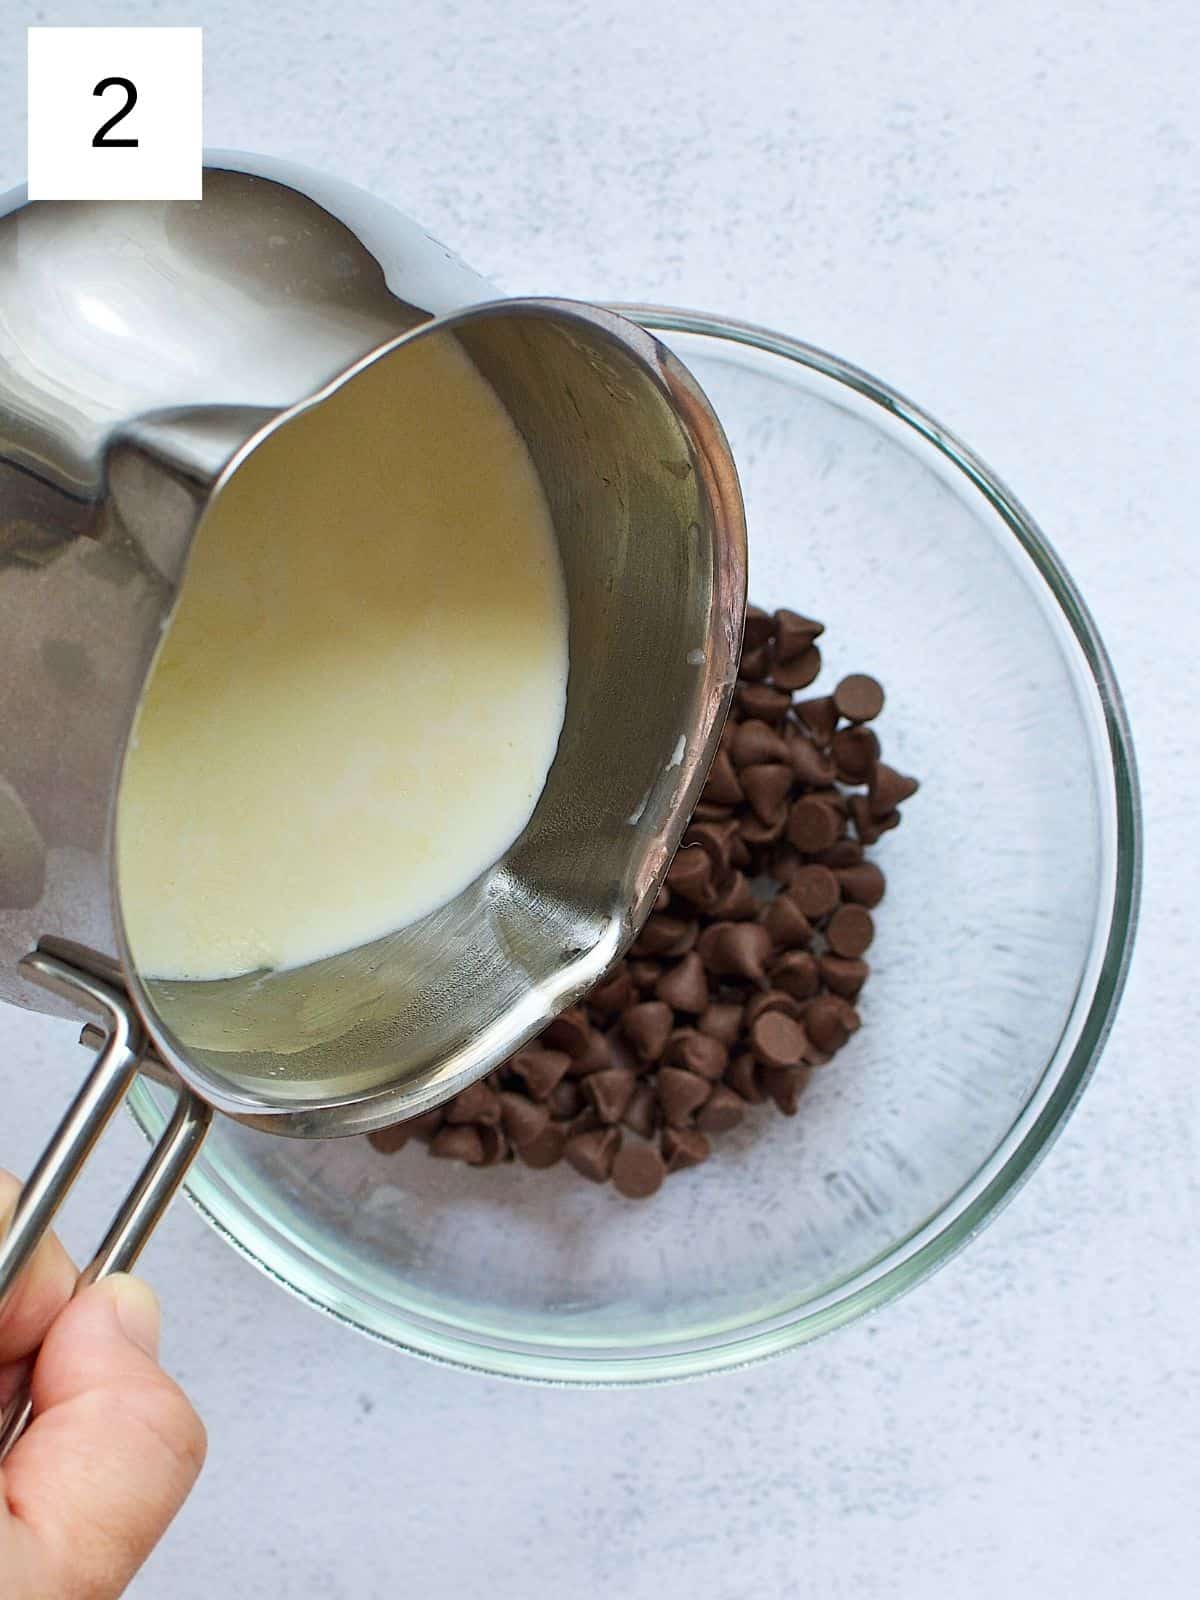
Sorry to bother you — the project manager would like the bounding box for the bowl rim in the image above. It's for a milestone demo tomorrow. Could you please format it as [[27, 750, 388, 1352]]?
[[127, 305, 1142, 1385]]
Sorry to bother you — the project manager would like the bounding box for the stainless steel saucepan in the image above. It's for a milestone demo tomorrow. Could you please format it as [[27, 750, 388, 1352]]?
[[0, 154, 746, 1452]]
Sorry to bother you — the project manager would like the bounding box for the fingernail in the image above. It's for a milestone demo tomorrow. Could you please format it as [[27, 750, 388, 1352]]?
[[101, 1274, 162, 1359]]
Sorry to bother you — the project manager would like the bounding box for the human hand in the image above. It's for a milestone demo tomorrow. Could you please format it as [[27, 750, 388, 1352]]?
[[0, 1171, 206, 1598]]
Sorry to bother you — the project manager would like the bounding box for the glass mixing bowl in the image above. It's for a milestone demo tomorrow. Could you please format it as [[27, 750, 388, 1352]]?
[[128, 308, 1140, 1382]]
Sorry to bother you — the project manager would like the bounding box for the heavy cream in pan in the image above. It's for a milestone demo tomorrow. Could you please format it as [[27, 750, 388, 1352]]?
[[117, 335, 568, 981]]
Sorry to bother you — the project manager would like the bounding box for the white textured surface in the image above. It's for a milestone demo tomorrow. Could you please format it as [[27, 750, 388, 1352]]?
[[1, 3, 1197, 1596]]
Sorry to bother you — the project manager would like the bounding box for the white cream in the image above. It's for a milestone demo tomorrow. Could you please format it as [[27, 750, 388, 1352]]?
[[117, 334, 568, 981]]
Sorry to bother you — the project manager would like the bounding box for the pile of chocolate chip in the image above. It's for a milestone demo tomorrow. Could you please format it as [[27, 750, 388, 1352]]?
[[369, 606, 918, 1199]]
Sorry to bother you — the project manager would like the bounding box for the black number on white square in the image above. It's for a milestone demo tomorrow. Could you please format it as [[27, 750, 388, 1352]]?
[[92, 77, 139, 148]]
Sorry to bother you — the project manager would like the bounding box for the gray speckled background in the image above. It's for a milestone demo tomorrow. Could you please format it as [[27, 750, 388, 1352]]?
[[1, 2, 1197, 1595]]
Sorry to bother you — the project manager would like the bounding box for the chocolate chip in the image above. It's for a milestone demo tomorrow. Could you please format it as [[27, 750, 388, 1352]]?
[[633, 913, 698, 957], [701, 749, 745, 807], [589, 965, 635, 1015], [667, 845, 716, 903], [511, 1047, 572, 1101], [812, 832, 857, 870], [566, 1107, 602, 1139], [565, 1126, 621, 1182], [611, 1141, 666, 1199], [766, 846, 805, 886], [737, 642, 772, 682], [477, 1125, 509, 1166], [606, 1028, 639, 1072], [869, 763, 919, 816], [832, 725, 880, 783], [771, 646, 821, 692], [787, 796, 843, 853], [518, 1122, 568, 1168], [773, 609, 824, 661], [770, 950, 821, 1000], [697, 921, 773, 987], [821, 787, 851, 817], [657, 1066, 711, 1126], [826, 904, 875, 957], [833, 673, 885, 723], [785, 729, 839, 787], [541, 1006, 591, 1058], [446, 1081, 501, 1125], [628, 959, 664, 991], [836, 861, 886, 907], [848, 793, 884, 844], [622, 1083, 660, 1139], [788, 865, 841, 920], [818, 955, 870, 999], [737, 681, 792, 722], [431, 1125, 486, 1164], [548, 1079, 583, 1119], [567, 1027, 612, 1077], [655, 951, 710, 1013], [726, 1053, 765, 1103], [741, 762, 793, 823], [832, 996, 862, 1034], [738, 811, 789, 849], [763, 894, 812, 948], [692, 801, 735, 822], [744, 988, 805, 1026], [698, 1001, 745, 1045], [793, 695, 839, 745], [403, 1107, 446, 1141], [804, 996, 850, 1056], [762, 1065, 808, 1115], [849, 793, 902, 845], [583, 1066, 638, 1125], [749, 1011, 810, 1068], [685, 819, 736, 875], [707, 871, 760, 921], [368, 1125, 410, 1154], [621, 1000, 674, 1062], [727, 828, 752, 870], [666, 1028, 728, 1081], [661, 1126, 711, 1172], [498, 1092, 550, 1146], [731, 719, 790, 768], [743, 604, 775, 650], [697, 1085, 747, 1133]]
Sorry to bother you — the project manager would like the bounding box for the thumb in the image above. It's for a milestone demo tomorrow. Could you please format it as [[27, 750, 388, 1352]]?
[[3, 1275, 206, 1599]]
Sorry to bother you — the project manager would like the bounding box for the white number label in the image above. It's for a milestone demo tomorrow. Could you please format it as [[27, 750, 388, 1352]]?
[[27, 27, 202, 201]]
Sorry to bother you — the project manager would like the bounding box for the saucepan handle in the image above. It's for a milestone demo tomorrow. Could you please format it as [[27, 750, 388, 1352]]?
[[0, 946, 211, 1462]]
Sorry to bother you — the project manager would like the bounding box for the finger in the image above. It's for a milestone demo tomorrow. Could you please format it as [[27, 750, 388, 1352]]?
[[0, 1170, 76, 1365], [3, 1275, 206, 1599]]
